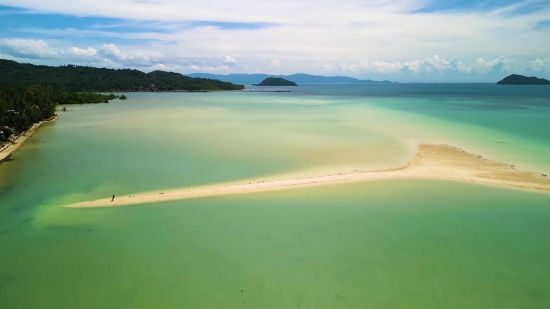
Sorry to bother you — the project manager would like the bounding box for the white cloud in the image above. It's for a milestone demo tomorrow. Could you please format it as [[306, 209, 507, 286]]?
[[66, 47, 99, 62], [0, 0, 426, 24], [473, 56, 514, 74], [223, 55, 236, 65], [403, 56, 471, 74], [364, 60, 404, 74], [526, 58, 550, 73], [332, 60, 405, 74], [0, 40, 237, 71], [0, 37, 532, 81], [0, 0, 549, 81], [5, 0, 550, 65], [331, 55, 516, 76], [0, 39, 59, 59], [0, 40, 160, 67], [68, 47, 97, 57], [268, 59, 282, 68], [96, 44, 164, 67], [188, 64, 231, 72]]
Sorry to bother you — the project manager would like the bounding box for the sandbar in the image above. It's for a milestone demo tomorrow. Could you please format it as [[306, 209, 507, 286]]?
[[67, 144, 550, 208]]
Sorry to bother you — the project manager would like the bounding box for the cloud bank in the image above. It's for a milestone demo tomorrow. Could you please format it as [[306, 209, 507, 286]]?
[[0, 0, 549, 81], [0, 39, 240, 71]]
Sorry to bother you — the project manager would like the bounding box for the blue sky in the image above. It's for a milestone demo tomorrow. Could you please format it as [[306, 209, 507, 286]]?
[[0, 0, 549, 82]]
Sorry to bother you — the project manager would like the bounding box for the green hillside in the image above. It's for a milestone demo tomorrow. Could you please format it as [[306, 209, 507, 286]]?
[[0, 59, 245, 91], [497, 74, 550, 85]]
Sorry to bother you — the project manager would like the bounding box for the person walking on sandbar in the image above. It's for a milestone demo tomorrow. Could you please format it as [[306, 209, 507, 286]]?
[[112, 195, 115, 202]]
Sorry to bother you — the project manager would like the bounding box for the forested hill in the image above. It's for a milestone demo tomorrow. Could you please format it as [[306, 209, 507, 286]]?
[[254, 77, 297, 86], [0, 59, 244, 91], [496, 74, 550, 85]]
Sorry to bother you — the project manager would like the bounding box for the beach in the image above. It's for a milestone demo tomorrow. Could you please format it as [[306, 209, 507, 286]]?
[[0, 116, 57, 163], [68, 144, 550, 208]]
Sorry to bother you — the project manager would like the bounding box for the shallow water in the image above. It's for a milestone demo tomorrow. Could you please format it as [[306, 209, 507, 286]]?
[[3, 181, 550, 308], [1, 84, 550, 308]]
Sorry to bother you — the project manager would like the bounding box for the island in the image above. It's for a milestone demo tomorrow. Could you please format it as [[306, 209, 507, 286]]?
[[254, 77, 297, 86], [497, 74, 550, 85]]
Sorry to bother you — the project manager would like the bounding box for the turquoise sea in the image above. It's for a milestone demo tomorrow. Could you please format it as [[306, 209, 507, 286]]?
[[1, 84, 550, 308]]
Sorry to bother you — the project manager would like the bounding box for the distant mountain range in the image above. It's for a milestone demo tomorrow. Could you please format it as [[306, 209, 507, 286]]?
[[187, 73, 395, 85]]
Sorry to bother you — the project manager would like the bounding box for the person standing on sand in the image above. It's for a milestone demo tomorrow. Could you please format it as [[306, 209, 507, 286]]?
[[112, 195, 115, 202]]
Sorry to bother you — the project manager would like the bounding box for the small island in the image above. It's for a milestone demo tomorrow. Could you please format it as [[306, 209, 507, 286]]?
[[497, 74, 550, 85], [254, 77, 297, 86]]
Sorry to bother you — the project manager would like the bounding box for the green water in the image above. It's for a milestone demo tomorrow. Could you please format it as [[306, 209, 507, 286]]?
[[1, 86, 550, 308]]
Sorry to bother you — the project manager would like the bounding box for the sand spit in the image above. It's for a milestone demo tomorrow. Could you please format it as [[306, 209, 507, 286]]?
[[68, 144, 550, 208], [0, 116, 57, 163]]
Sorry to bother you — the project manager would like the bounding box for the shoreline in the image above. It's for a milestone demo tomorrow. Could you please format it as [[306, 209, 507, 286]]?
[[67, 144, 550, 208], [0, 116, 57, 163]]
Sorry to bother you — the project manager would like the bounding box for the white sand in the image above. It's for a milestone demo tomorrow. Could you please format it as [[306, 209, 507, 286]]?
[[0, 116, 57, 162], [67, 144, 550, 208]]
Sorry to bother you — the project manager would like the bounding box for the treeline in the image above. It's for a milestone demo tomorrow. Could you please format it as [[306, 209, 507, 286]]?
[[56, 92, 117, 104], [0, 60, 245, 92], [0, 86, 57, 139], [0, 86, 119, 140]]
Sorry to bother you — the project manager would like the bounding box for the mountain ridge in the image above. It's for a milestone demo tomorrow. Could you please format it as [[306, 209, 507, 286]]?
[[187, 73, 395, 85], [0, 59, 244, 91]]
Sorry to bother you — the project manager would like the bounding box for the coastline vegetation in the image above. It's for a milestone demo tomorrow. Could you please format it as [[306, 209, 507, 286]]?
[[56, 92, 117, 104], [0, 86, 57, 138], [0, 59, 244, 145], [0, 86, 118, 141], [0, 59, 245, 92]]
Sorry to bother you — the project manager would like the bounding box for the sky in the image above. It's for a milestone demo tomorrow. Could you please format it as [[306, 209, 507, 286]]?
[[0, 0, 549, 82]]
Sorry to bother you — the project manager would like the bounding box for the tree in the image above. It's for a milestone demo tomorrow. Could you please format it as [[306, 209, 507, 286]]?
[[0, 85, 118, 134], [0, 59, 245, 92]]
